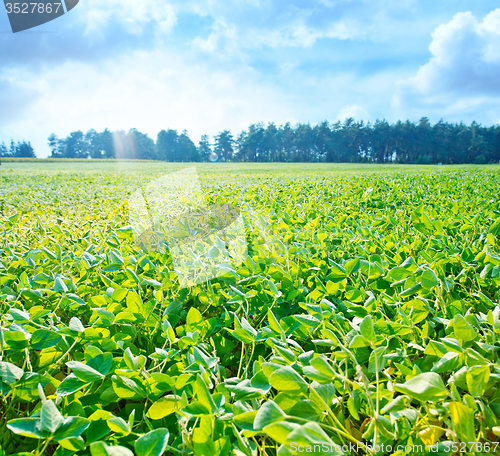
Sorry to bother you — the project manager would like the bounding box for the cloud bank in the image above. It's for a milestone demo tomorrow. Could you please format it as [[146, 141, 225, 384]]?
[[395, 8, 500, 123], [0, 1, 499, 156]]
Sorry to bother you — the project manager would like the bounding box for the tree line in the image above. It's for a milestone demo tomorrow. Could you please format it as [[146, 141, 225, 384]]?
[[3, 117, 500, 163], [0, 140, 36, 158]]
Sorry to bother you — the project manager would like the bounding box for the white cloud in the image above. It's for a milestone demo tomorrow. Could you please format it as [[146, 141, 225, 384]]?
[[0, 48, 296, 157], [188, 0, 423, 52], [336, 104, 370, 121], [78, 0, 177, 35], [0, 38, 403, 158], [395, 8, 500, 122]]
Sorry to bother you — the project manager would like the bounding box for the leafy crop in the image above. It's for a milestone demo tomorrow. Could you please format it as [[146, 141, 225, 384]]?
[[1, 163, 500, 456]]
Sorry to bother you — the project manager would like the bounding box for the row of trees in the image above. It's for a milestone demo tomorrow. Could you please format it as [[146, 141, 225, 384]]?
[[4, 118, 500, 163], [47, 129, 201, 161], [231, 118, 500, 164], [0, 140, 36, 158]]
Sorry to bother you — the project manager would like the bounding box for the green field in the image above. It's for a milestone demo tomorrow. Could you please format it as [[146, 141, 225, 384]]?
[[1, 162, 500, 456]]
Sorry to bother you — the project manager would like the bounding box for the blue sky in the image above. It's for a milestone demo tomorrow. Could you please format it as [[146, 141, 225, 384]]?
[[1, 0, 499, 157]]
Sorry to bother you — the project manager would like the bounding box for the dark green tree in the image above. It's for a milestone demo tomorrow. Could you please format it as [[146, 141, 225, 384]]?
[[60, 131, 89, 159], [178, 131, 198, 162], [198, 135, 212, 162], [0, 142, 9, 157], [48, 134, 61, 157], [214, 130, 234, 162], [129, 129, 157, 160], [100, 129, 115, 159], [156, 129, 178, 161], [13, 141, 36, 158]]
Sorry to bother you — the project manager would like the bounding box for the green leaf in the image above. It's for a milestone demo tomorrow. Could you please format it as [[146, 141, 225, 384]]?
[[431, 352, 462, 373], [10, 308, 30, 322], [400, 283, 423, 298], [57, 374, 89, 396], [309, 357, 336, 378], [393, 372, 448, 402], [319, 329, 339, 348], [450, 402, 475, 443], [424, 340, 447, 357], [7, 418, 44, 439], [381, 395, 406, 414], [240, 317, 257, 336], [466, 365, 490, 397], [123, 347, 140, 371], [142, 278, 162, 288], [448, 366, 468, 389], [40, 400, 63, 434], [195, 374, 216, 413], [453, 314, 477, 341], [327, 260, 346, 279], [234, 411, 258, 432], [489, 218, 500, 236], [90, 442, 134, 456], [254, 401, 286, 430], [30, 329, 62, 350], [368, 347, 387, 373], [87, 353, 113, 376], [0, 362, 24, 385], [359, 315, 375, 343], [421, 269, 439, 289], [3, 330, 28, 351], [112, 289, 128, 302], [54, 277, 68, 293], [404, 299, 429, 324], [128, 410, 135, 432], [54, 417, 90, 441], [344, 258, 360, 276], [116, 226, 135, 239], [58, 436, 85, 451], [387, 266, 411, 282], [263, 422, 301, 445], [15, 372, 48, 391], [231, 328, 255, 344], [41, 246, 57, 260], [268, 309, 282, 333], [125, 267, 140, 284], [111, 375, 147, 400], [186, 307, 203, 332], [441, 337, 464, 353], [349, 334, 371, 348], [359, 260, 384, 280], [126, 291, 144, 313], [284, 422, 340, 455], [267, 280, 282, 297], [107, 417, 130, 435], [134, 428, 170, 456], [147, 395, 181, 420], [181, 401, 210, 416], [268, 366, 308, 394], [69, 317, 85, 333], [66, 361, 105, 383]]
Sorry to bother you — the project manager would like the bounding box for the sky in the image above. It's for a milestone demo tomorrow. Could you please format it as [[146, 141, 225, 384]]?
[[1, 0, 499, 157]]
